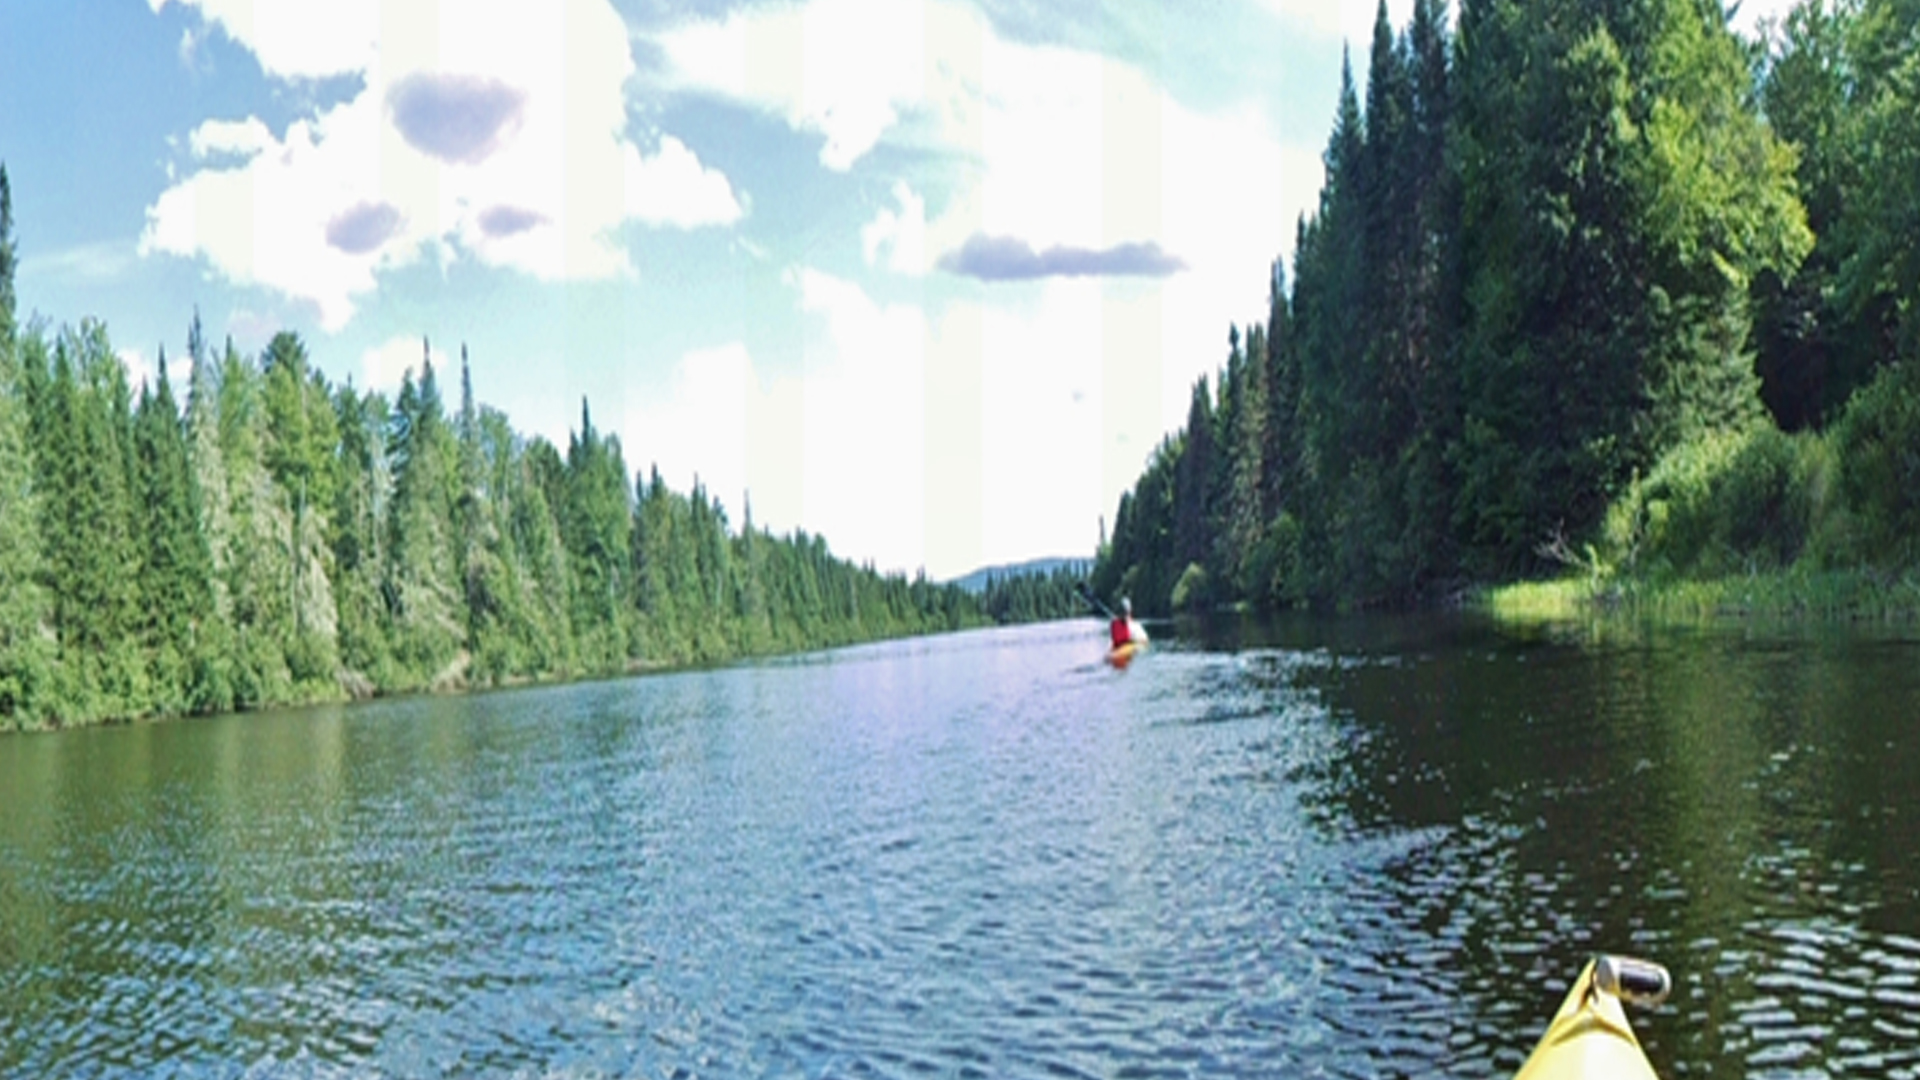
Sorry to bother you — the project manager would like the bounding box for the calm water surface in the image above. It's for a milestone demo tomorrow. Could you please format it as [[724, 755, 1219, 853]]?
[[2, 616, 1918, 1077]]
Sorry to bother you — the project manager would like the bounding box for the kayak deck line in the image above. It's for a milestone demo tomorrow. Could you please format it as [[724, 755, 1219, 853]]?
[[1513, 956, 1670, 1080]]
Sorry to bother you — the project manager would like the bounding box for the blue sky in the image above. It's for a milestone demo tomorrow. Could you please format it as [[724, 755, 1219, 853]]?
[[1, 0, 1790, 580]]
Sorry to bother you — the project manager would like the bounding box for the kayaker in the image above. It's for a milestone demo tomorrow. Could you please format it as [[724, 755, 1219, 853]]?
[[1110, 597, 1146, 648]]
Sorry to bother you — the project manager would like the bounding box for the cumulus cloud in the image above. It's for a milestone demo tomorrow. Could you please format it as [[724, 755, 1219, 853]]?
[[788, 269, 928, 570], [622, 343, 757, 523], [387, 74, 528, 165], [937, 234, 1184, 281], [622, 135, 747, 230], [478, 205, 547, 239], [653, 0, 1323, 560], [861, 181, 925, 274], [142, 0, 745, 331], [1254, 0, 1415, 49], [655, 0, 1306, 296], [119, 345, 194, 400], [655, 0, 960, 171], [1728, 0, 1805, 38], [361, 334, 433, 393], [188, 116, 274, 160], [149, 0, 378, 79], [325, 201, 404, 255]]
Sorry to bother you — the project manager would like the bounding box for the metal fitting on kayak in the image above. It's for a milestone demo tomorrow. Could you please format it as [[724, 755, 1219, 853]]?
[[1594, 955, 1671, 1007]]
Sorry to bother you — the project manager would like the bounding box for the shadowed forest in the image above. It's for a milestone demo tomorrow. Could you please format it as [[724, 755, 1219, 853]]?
[[1094, 0, 1920, 613]]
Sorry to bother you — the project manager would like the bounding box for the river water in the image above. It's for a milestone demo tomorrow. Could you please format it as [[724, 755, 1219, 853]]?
[[2, 615, 1918, 1078]]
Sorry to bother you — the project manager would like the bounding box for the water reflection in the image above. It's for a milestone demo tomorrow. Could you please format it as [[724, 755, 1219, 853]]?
[[2, 617, 1918, 1077], [1206, 612, 1920, 1078]]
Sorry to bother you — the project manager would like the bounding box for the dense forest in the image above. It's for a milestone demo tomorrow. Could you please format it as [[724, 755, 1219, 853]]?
[[976, 562, 1095, 625], [1093, 0, 1920, 613], [0, 165, 1090, 731]]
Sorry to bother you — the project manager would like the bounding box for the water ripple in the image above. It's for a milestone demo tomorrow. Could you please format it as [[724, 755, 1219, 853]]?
[[4, 620, 1920, 1076]]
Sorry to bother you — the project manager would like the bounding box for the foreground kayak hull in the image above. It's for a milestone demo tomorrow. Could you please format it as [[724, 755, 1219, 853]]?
[[1513, 960, 1660, 1080], [1107, 641, 1145, 668]]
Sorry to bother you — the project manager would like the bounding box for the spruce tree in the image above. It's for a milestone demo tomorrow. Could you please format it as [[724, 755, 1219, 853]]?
[[0, 166, 57, 727], [1173, 376, 1215, 597], [563, 399, 631, 671], [216, 339, 299, 705], [134, 359, 216, 713], [182, 313, 237, 711], [384, 353, 465, 689], [41, 324, 146, 717], [515, 436, 575, 674], [331, 381, 395, 691]]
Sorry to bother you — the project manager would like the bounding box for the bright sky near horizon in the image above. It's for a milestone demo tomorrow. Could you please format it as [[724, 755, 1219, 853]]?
[[1, 0, 1795, 581]]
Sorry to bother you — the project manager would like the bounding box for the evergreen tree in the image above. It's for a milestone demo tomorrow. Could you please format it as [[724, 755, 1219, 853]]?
[[1221, 324, 1270, 598], [731, 495, 775, 655], [40, 323, 147, 717], [384, 351, 465, 688], [563, 399, 631, 671], [1759, 0, 1920, 400], [183, 313, 238, 711], [1451, 3, 1650, 572], [133, 359, 216, 713], [331, 381, 395, 691], [633, 466, 689, 663], [217, 338, 301, 704], [0, 167, 57, 727], [1754, 0, 1858, 429], [512, 434, 576, 676], [1173, 376, 1215, 588], [456, 348, 500, 677], [259, 330, 342, 687]]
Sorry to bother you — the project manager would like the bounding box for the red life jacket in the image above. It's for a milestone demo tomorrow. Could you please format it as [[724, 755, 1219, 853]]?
[[1110, 618, 1132, 648]]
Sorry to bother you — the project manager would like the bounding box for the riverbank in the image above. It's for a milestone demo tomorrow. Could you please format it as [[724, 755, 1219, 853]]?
[[1480, 567, 1920, 625], [0, 618, 1000, 737]]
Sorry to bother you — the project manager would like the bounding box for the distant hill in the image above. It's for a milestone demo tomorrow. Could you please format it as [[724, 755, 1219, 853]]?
[[947, 556, 1091, 595]]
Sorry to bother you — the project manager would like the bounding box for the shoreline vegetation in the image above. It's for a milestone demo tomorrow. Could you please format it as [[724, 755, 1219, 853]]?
[[0, 166, 1093, 735], [1482, 568, 1920, 626], [1092, 0, 1920, 627]]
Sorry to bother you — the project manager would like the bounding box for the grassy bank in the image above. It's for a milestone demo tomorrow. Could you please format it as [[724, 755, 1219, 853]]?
[[1481, 567, 1920, 625]]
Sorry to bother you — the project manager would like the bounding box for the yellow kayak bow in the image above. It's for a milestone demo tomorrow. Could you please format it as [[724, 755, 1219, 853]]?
[[1513, 956, 1671, 1080]]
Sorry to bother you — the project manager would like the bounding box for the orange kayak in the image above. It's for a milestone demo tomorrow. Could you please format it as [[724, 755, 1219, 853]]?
[[1107, 640, 1145, 668]]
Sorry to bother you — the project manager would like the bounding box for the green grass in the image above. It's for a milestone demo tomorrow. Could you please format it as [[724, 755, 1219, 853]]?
[[1482, 578, 1597, 622], [1479, 567, 1920, 626]]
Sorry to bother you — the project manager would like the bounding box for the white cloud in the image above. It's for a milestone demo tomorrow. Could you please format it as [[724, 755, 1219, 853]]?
[[150, 0, 378, 80], [622, 342, 756, 521], [623, 135, 749, 230], [790, 268, 928, 571], [1253, 0, 1414, 52], [860, 181, 926, 274], [657, 0, 1310, 300], [142, 0, 745, 331], [361, 334, 432, 393], [1729, 0, 1802, 39], [653, 0, 1323, 569], [656, 0, 953, 171], [188, 116, 274, 160], [619, 272, 932, 574], [119, 346, 156, 394], [616, 270, 1199, 579]]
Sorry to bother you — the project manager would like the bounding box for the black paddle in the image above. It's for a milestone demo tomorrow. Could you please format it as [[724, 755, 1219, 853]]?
[[1075, 582, 1116, 621]]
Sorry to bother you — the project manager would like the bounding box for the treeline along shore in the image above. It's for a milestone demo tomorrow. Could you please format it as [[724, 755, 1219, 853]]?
[[0, 165, 1098, 733], [1093, 0, 1920, 617]]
